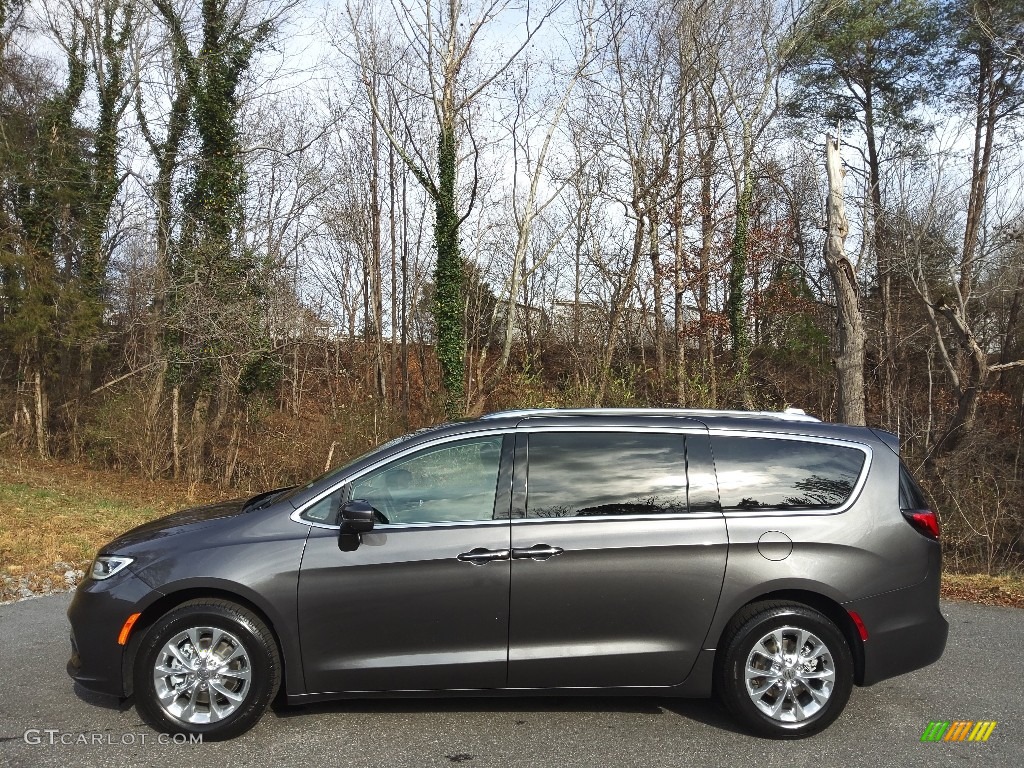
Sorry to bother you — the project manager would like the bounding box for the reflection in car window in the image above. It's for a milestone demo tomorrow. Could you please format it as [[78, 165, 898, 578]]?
[[712, 436, 865, 511], [899, 462, 928, 510], [349, 436, 503, 524], [526, 432, 687, 518]]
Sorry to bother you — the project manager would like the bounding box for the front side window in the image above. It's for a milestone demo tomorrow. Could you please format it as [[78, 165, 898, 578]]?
[[348, 435, 504, 524], [712, 436, 866, 511], [303, 488, 342, 522], [526, 432, 688, 518]]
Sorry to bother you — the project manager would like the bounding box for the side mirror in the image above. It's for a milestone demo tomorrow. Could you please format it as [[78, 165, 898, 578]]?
[[339, 500, 376, 534]]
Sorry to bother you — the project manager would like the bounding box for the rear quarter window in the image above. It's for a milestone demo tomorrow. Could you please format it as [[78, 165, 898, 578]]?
[[899, 462, 929, 510], [711, 436, 867, 511]]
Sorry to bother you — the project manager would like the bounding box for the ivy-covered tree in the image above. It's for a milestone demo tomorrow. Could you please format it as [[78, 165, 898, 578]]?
[[1, 0, 135, 453], [0, 3, 86, 454], [152, 0, 277, 480], [348, 0, 556, 418]]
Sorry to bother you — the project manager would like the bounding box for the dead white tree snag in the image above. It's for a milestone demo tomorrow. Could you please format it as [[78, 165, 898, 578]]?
[[824, 134, 866, 426]]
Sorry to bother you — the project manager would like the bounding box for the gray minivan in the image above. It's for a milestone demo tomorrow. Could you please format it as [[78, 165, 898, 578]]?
[[67, 408, 947, 740]]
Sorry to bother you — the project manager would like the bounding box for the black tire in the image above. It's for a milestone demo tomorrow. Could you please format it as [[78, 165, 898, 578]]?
[[133, 599, 281, 741], [716, 601, 853, 739]]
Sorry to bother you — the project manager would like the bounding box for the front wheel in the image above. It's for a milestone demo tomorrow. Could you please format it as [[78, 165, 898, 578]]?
[[133, 599, 280, 741], [716, 601, 853, 738]]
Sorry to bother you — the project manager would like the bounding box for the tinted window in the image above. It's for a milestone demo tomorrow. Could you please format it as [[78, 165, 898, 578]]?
[[349, 435, 503, 524], [712, 436, 865, 511], [899, 462, 928, 510], [526, 432, 687, 518]]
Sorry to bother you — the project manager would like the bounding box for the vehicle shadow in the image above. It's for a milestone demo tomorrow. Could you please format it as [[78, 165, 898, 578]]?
[[270, 695, 746, 736], [71, 683, 135, 712], [70, 683, 746, 737]]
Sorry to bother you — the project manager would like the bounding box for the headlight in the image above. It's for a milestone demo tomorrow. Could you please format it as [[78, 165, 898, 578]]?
[[91, 555, 134, 580]]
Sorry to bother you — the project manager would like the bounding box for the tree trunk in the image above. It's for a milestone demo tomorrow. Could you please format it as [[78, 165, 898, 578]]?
[[673, 168, 687, 406], [864, 87, 896, 427], [401, 172, 411, 423], [962, 38, 997, 303], [145, 361, 168, 479], [823, 136, 866, 425], [596, 211, 644, 404], [186, 391, 211, 485], [171, 384, 181, 480], [648, 203, 666, 399], [369, 96, 386, 400], [389, 121, 399, 406], [726, 166, 754, 408], [695, 118, 717, 407], [222, 415, 241, 488], [930, 298, 989, 455], [33, 367, 47, 458]]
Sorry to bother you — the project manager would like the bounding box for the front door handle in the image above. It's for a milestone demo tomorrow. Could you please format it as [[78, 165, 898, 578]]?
[[511, 544, 564, 561], [457, 547, 511, 565]]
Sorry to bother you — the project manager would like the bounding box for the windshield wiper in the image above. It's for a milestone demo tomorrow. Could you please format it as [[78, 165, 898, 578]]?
[[242, 486, 295, 512]]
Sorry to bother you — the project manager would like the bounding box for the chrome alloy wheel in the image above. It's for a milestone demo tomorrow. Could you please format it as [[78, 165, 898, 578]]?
[[744, 626, 836, 723], [152, 626, 252, 724]]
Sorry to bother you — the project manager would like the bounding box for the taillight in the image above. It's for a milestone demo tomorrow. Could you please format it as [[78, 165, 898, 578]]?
[[902, 509, 940, 539]]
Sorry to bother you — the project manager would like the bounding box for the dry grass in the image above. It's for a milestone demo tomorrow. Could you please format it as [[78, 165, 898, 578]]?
[[0, 454, 231, 601], [941, 571, 1024, 608]]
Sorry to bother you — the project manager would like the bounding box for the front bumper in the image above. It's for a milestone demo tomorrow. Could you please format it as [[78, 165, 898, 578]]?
[[66, 570, 160, 698]]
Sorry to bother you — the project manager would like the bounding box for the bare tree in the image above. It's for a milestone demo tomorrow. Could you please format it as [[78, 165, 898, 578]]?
[[696, 0, 815, 406], [581, 0, 681, 404], [903, 1, 1024, 456]]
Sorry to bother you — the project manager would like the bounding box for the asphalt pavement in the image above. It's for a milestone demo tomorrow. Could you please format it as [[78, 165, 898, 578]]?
[[0, 594, 1019, 767]]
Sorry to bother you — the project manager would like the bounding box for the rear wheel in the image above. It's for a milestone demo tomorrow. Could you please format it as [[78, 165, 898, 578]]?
[[717, 601, 853, 738], [133, 599, 280, 741]]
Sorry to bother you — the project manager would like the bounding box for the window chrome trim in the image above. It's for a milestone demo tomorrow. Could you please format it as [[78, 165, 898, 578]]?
[[290, 427, 513, 530], [296, 513, 515, 532], [510, 512, 725, 525], [291, 424, 874, 528], [706, 429, 873, 517]]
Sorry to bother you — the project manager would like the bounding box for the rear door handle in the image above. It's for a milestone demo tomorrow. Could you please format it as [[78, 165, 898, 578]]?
[[511, 544, 564, 561], [457, 547, 511, 565]]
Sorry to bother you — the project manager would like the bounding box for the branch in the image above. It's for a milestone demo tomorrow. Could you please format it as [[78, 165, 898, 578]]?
[[241, 113, 342, 157], [456, 0, 566, 113], [56, 362, 160, 411], [456, 127, 480, 228], [988, 359, 1024, 372]]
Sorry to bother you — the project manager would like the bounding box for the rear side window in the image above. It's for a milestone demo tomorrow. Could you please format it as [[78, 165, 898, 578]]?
[[712, 436, 866, 511], [526, 432, 688, 518], [899, 462, 928, 510]]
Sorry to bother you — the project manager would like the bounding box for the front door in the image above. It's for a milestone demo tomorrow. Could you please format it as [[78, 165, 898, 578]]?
[[297, 433, 512, 693]]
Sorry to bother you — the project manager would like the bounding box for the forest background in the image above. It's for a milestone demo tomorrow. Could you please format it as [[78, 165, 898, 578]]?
[[2, 0, 1023, 576]]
